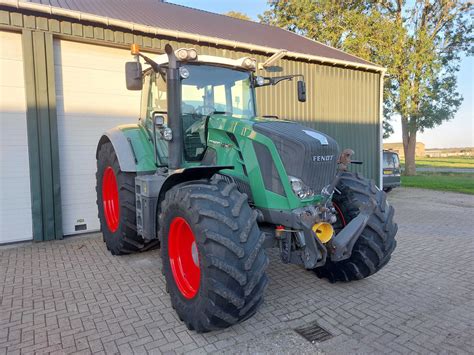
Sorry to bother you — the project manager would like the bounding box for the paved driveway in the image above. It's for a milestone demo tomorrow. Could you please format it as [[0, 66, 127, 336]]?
[[1, 188, 473, 354]]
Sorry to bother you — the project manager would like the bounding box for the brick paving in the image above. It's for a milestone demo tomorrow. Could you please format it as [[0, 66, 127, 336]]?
[[1, 187, 473, 354]]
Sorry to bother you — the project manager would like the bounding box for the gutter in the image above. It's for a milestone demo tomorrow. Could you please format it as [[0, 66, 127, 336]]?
[[0, 0, 386, 73]]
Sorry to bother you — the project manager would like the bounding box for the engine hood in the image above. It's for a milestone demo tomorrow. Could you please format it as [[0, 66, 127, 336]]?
[[253, 121, 340, 195]]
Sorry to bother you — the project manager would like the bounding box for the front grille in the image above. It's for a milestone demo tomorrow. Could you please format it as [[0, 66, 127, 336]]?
[[254, 121, 339, 194], [252, 141, 286, 196]]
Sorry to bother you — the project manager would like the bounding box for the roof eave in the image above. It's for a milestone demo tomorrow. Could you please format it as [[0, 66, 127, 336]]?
[[0, 0, 386, 73]]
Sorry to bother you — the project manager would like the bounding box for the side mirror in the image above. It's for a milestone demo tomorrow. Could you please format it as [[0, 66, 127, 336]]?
[[125, 61, 142, 90], [297, 80, 306, 102]]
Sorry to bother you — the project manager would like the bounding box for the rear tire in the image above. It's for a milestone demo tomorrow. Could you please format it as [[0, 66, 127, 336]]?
[[96, 142, 159, 255], [159, 178, 269, 332], [315, 172, 397, 282]]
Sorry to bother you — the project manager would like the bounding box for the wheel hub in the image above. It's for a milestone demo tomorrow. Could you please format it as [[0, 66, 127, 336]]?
[[168, 217, 201, 299]]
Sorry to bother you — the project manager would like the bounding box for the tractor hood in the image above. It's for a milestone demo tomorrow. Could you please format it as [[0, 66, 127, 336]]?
[[253, 121, 340, 196]]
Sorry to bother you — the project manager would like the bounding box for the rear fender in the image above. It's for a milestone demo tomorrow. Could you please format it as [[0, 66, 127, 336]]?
[[97, 125, 156, 173]]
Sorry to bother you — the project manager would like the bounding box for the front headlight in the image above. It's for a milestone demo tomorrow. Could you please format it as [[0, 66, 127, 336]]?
[[288, 176, 314, 199]]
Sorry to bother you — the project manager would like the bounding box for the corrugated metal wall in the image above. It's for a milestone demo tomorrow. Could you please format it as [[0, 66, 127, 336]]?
[[0, 8, 382, 182], [189, 45, 382, 182]]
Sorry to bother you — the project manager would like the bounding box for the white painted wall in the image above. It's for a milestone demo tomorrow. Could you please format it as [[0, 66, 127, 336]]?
[[0, 31, 33, 243]]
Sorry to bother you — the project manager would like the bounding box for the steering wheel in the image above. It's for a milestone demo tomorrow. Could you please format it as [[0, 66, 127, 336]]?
[[194, 105, 216, 117], [185, 118, 207, 145]]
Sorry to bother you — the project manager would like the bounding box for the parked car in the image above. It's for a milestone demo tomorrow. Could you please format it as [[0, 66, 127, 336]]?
[[383, 150, 401, 192]]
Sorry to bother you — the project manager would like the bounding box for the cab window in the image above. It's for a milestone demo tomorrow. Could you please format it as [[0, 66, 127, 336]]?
[[180, 64, 255, 161], [139, 72, 151, 121]]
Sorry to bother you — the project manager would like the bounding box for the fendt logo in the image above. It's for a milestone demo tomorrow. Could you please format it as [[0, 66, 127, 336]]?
[[312, 155, 334, 162]]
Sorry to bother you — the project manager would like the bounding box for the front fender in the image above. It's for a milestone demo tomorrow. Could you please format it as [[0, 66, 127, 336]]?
[[97, 124, 156, 173], [157, 166, 233, 206], [135, 165, 233, 241]]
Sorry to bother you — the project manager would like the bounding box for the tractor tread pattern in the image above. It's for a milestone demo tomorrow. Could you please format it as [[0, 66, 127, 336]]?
[[96, 142, 159, 255], [315, 171, 397, 282], [159, 178, 268, 333]]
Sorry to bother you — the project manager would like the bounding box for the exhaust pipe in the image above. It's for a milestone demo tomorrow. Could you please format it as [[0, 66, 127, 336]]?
[[165, 44, 183, 170]]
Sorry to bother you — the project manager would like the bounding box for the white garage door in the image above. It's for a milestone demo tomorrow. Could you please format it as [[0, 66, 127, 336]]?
[[55, 40, 141, 235], [0, 31, 33, 244]]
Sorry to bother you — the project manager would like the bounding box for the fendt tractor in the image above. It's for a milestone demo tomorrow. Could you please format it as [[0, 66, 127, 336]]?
[[96, 44, 397, 332]]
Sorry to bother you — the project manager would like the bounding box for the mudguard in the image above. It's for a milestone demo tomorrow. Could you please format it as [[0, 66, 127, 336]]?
[[157, 165, 234, 206], [97, 125, 156, 173]]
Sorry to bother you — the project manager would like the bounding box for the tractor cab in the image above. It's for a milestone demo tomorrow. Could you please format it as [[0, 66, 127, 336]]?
[[125, 44, 305, 169], [138, 58, 258, 164]]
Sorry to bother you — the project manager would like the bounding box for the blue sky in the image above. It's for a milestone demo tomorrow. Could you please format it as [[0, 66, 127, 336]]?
[[169, 1, 473, 148]]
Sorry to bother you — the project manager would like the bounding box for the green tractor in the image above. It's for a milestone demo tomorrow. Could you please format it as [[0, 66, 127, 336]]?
[[96, 44, 397, 332]]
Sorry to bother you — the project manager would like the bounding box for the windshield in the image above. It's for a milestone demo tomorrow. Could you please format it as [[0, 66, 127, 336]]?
[[180, 64, 256, 119], [383, 152, 400, 169]]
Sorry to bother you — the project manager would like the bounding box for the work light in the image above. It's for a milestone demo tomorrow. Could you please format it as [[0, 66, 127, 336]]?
[[242, 57, 257, 70], [175, 48, 198, 61]]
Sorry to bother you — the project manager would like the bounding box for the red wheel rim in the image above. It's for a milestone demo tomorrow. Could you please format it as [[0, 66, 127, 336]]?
[[102, 166, 120, 232], [168, 217, 200, 299]]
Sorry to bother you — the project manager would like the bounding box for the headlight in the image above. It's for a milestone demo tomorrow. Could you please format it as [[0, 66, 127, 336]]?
[[288, 176, 314, 199]]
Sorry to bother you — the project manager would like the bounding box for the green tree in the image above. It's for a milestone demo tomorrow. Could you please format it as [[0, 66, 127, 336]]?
[[224, 11, 252, 21], [260, 0, 472, 175]]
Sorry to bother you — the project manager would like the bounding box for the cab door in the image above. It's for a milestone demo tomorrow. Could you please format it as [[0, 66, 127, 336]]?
[[140, 71, 169, 165]]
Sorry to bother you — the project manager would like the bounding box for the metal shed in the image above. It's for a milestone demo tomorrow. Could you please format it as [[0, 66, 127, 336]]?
[[0, 0, 385, 243]]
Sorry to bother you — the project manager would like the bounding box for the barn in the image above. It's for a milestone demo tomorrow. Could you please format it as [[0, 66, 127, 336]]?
[[0, 0, 385, 244]]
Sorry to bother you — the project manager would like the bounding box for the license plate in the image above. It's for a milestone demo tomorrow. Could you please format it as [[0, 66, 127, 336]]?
[[384, 170, 393, 175]]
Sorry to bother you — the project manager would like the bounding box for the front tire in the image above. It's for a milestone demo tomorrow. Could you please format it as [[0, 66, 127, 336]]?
[[96, 142, 159, 255], [159, 179, 269, 332], [315, 172, 397, 282]]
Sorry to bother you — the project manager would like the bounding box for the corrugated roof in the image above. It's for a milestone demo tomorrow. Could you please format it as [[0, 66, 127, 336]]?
[[25, 0, 373, 66]]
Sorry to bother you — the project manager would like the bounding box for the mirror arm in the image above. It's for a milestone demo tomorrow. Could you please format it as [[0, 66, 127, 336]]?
[[137, 53, 163, 74], [262, 74, 305, 86], [271, 76, 292, 85]]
